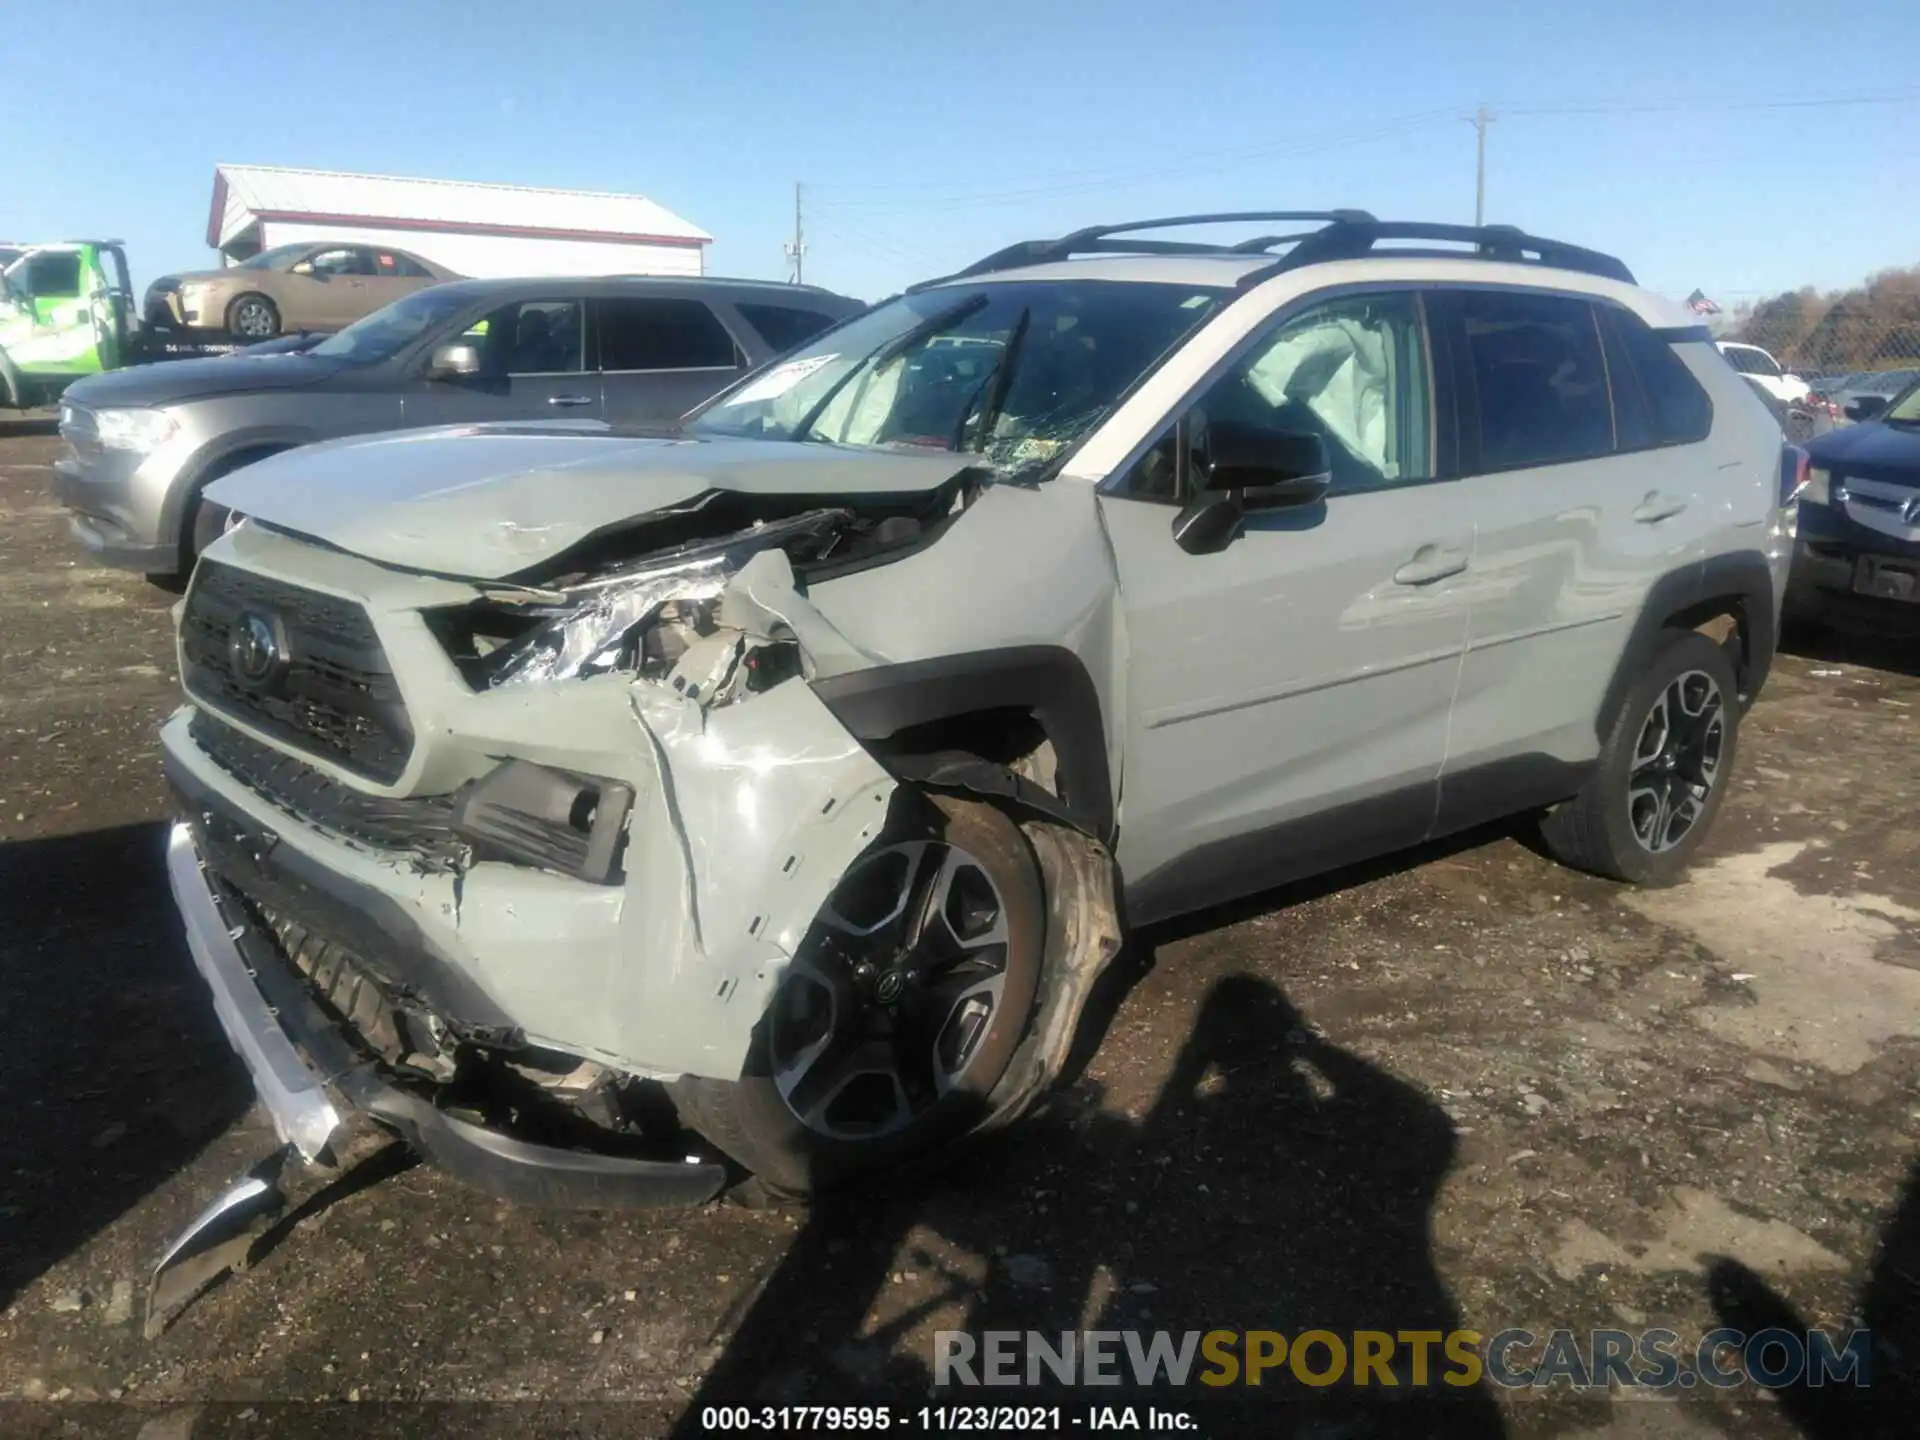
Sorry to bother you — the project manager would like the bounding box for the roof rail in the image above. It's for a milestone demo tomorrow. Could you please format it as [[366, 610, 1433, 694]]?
[[1261, 219, 1635, 285], [919, 212, 1634, 289], [916, 212, 1377, 288]]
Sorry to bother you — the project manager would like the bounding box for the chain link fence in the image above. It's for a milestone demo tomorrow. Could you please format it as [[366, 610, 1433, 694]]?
[[1718, 270, 1920, 385]]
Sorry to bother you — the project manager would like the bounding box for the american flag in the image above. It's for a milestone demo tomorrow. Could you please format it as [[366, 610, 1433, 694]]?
[[1686, 289, 1722, 316]]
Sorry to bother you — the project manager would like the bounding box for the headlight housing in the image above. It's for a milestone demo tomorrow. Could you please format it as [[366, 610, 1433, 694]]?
[[92, 407, 180, 453], [1802, 466, 1849, 507]]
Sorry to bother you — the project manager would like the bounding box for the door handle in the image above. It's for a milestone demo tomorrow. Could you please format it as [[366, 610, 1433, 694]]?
[[547, 395, 593, 408], [1393, 545, 1469, 586], [1632, 492, 1688, 524]]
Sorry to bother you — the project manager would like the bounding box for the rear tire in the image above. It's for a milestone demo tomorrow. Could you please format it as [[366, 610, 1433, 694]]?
[[671, 792, 1045, 1196], [226, 293, 280, 339], [1539, 630, 1740, 886]]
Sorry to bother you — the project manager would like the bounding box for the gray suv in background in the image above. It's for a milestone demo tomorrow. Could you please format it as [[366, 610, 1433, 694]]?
[[52, 276, 862, 578]]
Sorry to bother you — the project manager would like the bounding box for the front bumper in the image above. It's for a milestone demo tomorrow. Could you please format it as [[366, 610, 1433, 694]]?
[[165, 819, 728, 1208], [53, 440, 187, 572], [1786, 495, 1920, 619]]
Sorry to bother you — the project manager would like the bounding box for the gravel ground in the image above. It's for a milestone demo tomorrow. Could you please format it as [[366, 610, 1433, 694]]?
[[2, 419, 1917, 1439]]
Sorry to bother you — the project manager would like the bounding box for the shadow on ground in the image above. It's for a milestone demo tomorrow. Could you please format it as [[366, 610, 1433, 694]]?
[[0, 822, 249, 1309], [1782, 612, 1920, 680], [673, 965, 1505, 1438], [1708, 1156, 1918, 1440]]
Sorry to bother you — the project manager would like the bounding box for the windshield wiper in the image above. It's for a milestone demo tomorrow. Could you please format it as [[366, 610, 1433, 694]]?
[[951, 307, 1031, 454], [790, 292, 990, 443]]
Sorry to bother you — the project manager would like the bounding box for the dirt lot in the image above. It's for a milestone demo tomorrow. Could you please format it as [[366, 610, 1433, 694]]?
[[2, 420, 1917, 1439]]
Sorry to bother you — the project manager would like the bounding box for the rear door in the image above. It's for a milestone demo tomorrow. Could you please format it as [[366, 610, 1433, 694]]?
[[1434, 288, 1709, 830], [400, 295, 602, 426], [358, 247, 426, 313], [1098, 289, 1476, 921], [593, 295, 749, 426]]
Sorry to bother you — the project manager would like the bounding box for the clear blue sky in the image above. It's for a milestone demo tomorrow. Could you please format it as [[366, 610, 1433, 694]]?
[[5, 0, 1916, 306]]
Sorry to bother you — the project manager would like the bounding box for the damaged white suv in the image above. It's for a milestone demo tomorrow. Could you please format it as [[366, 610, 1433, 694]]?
[[160, 212, 1795, 1228]]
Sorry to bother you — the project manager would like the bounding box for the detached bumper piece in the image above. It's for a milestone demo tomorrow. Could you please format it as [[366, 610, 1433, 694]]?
[[155, 822, 727, 1329]]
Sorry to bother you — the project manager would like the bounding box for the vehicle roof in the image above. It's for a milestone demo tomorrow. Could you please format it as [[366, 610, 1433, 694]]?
[[413, 275, 858, 306], [923, 252, 1696, 329]]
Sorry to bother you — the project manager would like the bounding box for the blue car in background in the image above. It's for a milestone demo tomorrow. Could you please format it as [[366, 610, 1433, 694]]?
[[1792, 377, 1920, 624]]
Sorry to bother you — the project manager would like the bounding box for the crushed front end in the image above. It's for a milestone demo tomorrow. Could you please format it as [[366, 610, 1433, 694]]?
[[157, 508, 915, 1279]]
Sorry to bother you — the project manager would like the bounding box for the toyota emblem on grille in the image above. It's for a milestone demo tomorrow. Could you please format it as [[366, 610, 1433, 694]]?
[[227, 610, 288, 692]]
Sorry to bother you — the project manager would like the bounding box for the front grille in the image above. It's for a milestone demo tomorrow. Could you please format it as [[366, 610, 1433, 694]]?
[[182, 560, 413, 782], [190, 712, 465, 870]]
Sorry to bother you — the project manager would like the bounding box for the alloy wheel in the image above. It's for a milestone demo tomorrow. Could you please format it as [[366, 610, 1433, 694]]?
[[233, 300, 275, 338], [1626, 669, 1725, 853], [769, 839, 1012, 1140]]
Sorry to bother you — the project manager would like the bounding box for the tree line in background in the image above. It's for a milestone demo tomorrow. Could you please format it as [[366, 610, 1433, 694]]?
[[1729, 263, 1920, 375]]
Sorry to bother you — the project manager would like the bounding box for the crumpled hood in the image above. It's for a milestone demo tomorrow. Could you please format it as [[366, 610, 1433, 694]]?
[[1807, 419, 1920, 485], [207, 424, 977, 579], [63, 353, 347, 408]]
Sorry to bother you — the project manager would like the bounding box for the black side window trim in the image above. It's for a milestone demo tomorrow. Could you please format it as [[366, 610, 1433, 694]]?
[[1101, 282, 1454, 506]]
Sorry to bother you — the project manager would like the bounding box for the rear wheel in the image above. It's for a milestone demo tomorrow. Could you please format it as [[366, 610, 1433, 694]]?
[[1539, 630, 1740, 886], [672, 792, 1044, 1197], [226, 293, 279, 339]]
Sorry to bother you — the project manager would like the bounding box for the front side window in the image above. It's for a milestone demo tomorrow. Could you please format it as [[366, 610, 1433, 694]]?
[[305, 247, 365, 278], [596, 297, 740, 371], [686, 280, 1226, 479], [1463, 290, 1612, 469], [462, 299, 585, 375]]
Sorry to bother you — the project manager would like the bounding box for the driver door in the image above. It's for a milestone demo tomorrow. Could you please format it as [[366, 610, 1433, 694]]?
[[283, 246, 369, 329], [1099, 290, 1476, 923]]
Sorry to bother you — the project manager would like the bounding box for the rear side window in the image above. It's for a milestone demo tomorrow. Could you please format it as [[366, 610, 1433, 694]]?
[[1461, 291, 1613, 469], [597, 298, 741, 371], [735, 302, 842, 354], [379, 252, 434, 279], [1611, 310, 1713, 445]]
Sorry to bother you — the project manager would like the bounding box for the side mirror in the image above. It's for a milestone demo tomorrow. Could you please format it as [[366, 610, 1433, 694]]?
[[426, 342, 482, 381], [1846, 394, 1888, 422], [1171, 422, 1332, 555]]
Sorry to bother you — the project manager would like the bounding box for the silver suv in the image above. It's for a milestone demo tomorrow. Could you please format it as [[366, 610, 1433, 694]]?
[[156, 213, 1794, 1240]]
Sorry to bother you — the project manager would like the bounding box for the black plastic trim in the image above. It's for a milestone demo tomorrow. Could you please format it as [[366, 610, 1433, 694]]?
[[167, 755, 518, 1037], [811, 647, 1115, 841], [1596, 550, 1778, 737], [1122, 782, 1436, 927]]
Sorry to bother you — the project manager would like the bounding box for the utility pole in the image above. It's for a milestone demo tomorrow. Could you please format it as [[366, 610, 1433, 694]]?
[[1470, 105, 1494, 227], [784, 182, 806, 285]]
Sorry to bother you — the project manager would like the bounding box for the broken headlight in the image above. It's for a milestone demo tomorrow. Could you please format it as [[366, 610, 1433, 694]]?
[[463, 508, 853, 688]]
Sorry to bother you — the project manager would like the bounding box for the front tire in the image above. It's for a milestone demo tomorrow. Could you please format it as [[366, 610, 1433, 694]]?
[[226, 293, 280, 339], [1539, 630, 1740, 886], [672, 792, 1045, 1197]]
